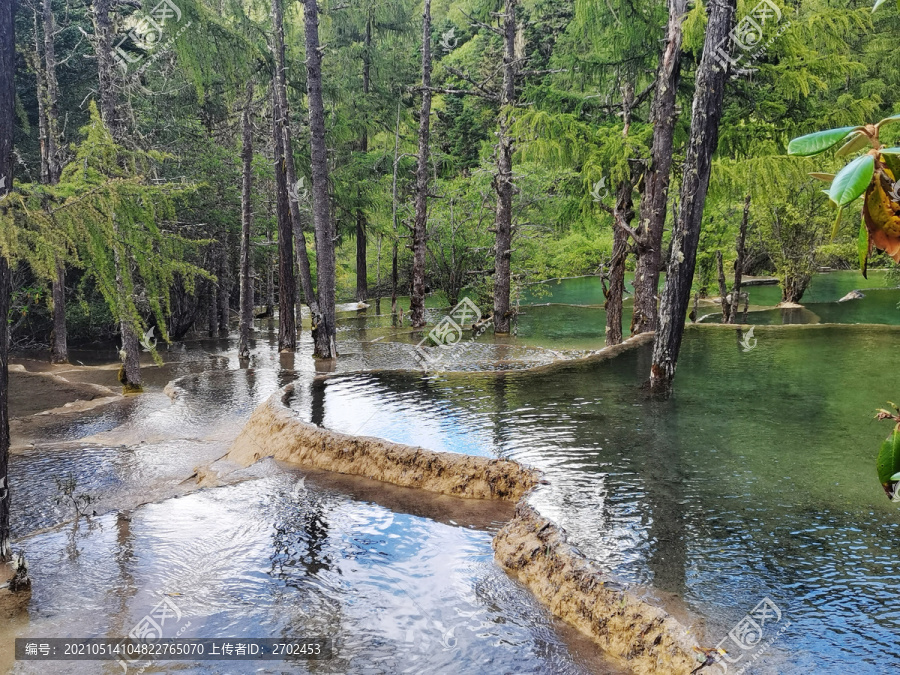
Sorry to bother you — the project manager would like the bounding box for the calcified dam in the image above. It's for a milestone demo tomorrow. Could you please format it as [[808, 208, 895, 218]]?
[[222, 335, 704, 675]]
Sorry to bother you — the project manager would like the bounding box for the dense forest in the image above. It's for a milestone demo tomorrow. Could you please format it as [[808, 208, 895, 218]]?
[[2, 0, 900, 557]]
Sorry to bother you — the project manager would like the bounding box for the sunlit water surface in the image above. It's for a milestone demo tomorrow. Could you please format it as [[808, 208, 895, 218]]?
[[8, 273, 900, 674]]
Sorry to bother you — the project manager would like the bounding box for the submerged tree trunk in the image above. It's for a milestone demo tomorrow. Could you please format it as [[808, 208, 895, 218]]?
[[492, 0, 518, 335], [729, 194, 750, 323], [238, 84, 254, 359], [650, 0, 735, 395], [51, 261, 68, 363], [218, 244, 230, 335], [409, 0, 432, 329], [272, 0, 318, 328], [605, 177, 637, 346], [111, 214, 143, 393], [0, 256, 9, 562], [631, 0, 689, 336], [271, 0, 297, 352], [0, 0, 14, 563], [303, 0, 337, 359], [272, 93, 296, 351], [207, 276, 218, 338], [356, 15, 372, 303], [716, 250, 730, 323], [391, 104, 400, 317], [781, 275, 810, 305]]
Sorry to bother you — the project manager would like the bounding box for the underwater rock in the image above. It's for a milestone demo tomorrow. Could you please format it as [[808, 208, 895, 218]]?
[[838, 290, 865, 302]]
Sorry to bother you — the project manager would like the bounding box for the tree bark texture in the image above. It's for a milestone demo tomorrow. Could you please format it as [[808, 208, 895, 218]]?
[[650, 0, 736, 395], [303, 0, 337, 358], [631, 0, 689, 336], [409, 0, 432, 328]]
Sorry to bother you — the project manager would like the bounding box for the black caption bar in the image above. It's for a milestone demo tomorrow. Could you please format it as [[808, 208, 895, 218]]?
[[15, 638, 332, 661]]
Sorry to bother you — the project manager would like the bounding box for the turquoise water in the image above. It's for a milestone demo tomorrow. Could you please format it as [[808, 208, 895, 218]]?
[[285, 324, 900, 674]]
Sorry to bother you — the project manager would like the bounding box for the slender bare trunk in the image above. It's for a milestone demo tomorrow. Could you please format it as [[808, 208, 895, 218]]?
[[112, 218, 142, 392], [51, 261, 68, 363], [239, 85, 254, 358], [492, 0, 517, 334], [272, 93, 296, 351], [409, 0, 432, 328], [31, 9, 50, 185], [391, 103, 400, 316], [356, 14, 371, 303], [42, 0, 61, 182], [650, 0, 736, 395], [91, 0, 123, 140], [605, 177, 636, 346], [728, 195, 750, 323], [272, 0, 318, 327], [207, 276, 218, 337], [631, 0, 689, 335], [303, 0, 337, 358], [0, 0, 14, 563], [218, 243, 230, 335], [716, 250, 730, 323]]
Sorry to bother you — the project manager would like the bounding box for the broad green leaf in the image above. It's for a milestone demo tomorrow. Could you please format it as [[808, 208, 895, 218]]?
[[878, 115, 900, 128], [879, 147, 900, 154], [859, 219, 869, 278], [810, 173, 835, 183], [836, 132, 871, 157], [788, 126, 862, 156], [877, 429, 900, 496], [874, 0, 888, 10], [829, 154, 875, 206]]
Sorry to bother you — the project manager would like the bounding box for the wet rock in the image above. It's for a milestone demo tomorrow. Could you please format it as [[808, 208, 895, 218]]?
[[493, 503, 703, 675], [838, 290, 865, 302]]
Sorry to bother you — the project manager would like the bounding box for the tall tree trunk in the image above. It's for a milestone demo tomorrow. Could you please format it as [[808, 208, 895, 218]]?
[[728, 194, 750, 323], [492, 0, 517, 334], [272, 0, 319, 326], [42, 0, 61, 183], [32, 7, 67, 362], [0, 255, 9, 563], [272, 90, 296, 351], [112, 217, 142, 392], [409, 0, 432, 328], [650, 0, 735, 395], [271, 2, 297, 352], [391, 102, 401, 316], [631, 0, 689, 336], [51, 261, 68, 363], [303, 0, 337, 359], [0, 0, 15, 563], [31, 9, 50, 185], [91, 0, 123, 141], [356, 14, 371, 303], [239, 84, 254, 359], [207, 276, 218, 337], [605, 177, 636, 346], [716, 249, 730, 323], [218, 242, 230, 335]]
